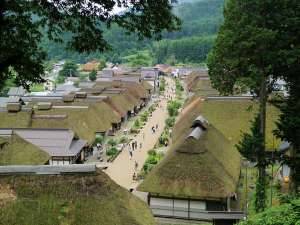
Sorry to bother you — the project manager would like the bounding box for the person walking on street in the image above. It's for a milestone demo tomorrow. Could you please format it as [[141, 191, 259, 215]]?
[[135, 141, 138, 150], [131, 141, 135, 151], [139, 142, 142, 150], [134, 161, 138, 171], [129, 147, 133, 159]]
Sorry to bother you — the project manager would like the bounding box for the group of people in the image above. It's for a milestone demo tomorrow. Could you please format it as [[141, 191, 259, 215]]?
[[128, 140, 143, 159], [151, 124, 159, 133]]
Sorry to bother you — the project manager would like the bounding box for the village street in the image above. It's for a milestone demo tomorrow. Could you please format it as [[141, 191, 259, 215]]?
[[105, 77, 176, 189]]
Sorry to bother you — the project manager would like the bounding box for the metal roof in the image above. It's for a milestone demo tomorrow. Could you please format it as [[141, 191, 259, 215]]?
[[7, 87, 26, 96], [187, 127, 203, 140], [0, 97, 8, 108], [0, 164, 96, 175], [78, 82, 95, 89], [192, 115, 209, 129], [0, 128, 86, 157], [55, 84, 80, 92]]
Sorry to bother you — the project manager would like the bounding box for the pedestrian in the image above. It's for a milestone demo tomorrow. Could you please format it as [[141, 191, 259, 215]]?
[[134, 161, 138, 171], [139, 142, 142, 149], [142, 132, 145, 139], [135, 141, 138, 149], [156, 124, 158, 130], [129, 147, 133, 159], [131, 141, 135, 151], [133, 172, 137, 181]]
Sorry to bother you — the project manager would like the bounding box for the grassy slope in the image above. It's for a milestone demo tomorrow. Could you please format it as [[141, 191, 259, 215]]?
[[200, 100, 280, 149], [0, 134, 49, 165], [0, 171, 155, 225]]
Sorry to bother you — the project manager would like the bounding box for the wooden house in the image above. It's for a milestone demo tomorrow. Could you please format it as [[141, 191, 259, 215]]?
[[138, 99, 244, 224], [0, 128, 87, 165]]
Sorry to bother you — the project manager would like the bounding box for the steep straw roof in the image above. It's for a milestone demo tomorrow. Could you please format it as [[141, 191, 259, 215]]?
[[0, 111, 32, 128], [0, 170, 155, 225], [138, 97, 241, 200], [31, 102, 117, 143], [0, 134, 50, 165]]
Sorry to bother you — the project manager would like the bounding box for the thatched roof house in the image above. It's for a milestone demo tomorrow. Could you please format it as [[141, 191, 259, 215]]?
[[0, 133, 50, 165], [0, 128, 87, 165], [138, 97, 242, 221], [0, 170, 156, 225]]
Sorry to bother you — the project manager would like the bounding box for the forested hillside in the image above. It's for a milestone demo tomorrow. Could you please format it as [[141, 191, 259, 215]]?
[[42, 0, 224, 65]]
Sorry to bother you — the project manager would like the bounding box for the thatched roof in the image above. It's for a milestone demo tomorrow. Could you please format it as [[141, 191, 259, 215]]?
[[0, 111, 32, 128], [31, 101, 119, 143], [0, 170, 155, 225], [185, 72, 218, 96], [138, 97, 241, 200], [0, 134, 50, 165]]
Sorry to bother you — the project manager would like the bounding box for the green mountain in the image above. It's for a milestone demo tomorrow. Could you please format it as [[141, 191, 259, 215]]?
[[42, 0, 225, 65]]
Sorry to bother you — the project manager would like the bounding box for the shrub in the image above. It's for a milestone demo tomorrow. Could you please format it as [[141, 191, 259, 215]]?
[[89, 70, 97, 81], [167, 100, 182, 117], [107, 139, 117, 147], [165, 116, 176, 128], [239, 199, 300, 225], [106, 147, 118, 156], [140, 111, 149, 122], [94, 135, 104, 145], [148, 105, 155, 113], [119, 136, 128, 144], [133, 118, 140, 129], [159, 130, 169, 146]]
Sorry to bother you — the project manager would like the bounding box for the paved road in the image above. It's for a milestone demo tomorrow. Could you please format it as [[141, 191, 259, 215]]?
[[105, 77, 175, 189]]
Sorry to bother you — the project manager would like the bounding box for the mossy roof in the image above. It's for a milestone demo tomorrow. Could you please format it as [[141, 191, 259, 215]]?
[[141, 80, 153, 90], [31, 102, 116, 143], [185, 72, 219, 96], [0, 170, 155, 225], [200, 100, 280, 149], [121, 83, 149, 99], [0, 111, 32, 128], [0, 134, 50, 165], [138, 97, 241, 200]]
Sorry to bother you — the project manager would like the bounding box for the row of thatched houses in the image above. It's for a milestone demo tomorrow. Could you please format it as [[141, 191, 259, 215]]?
[[0, 79, 154, 166]]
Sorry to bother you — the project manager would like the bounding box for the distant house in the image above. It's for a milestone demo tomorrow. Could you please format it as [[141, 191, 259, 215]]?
[[0, 128, 87, 165], [7, 86, 26, 97], [138, 112, 243, 224], [101, 68, 114, 77], [141, 67, 159, 81], [82, 60, 100, 72], [55, 84, 80, 93]]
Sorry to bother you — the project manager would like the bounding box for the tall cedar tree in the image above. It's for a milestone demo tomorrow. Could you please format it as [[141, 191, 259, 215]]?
[[207, 0, 299, 212], [0, 0, 180, 90], [236, 114, 268, 210], [275, 77, 300, 195]]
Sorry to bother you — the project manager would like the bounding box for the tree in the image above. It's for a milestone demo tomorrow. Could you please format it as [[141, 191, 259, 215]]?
[[98, 59, 106, 71], [58, 61, 79, 78], [238, 199, 300, 225], [89, 70, 97, 81], [0, 0, 180, 90], [236, 114, 268, 210], [207, 0, 290, 212], [274, 77, 300, 195]]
